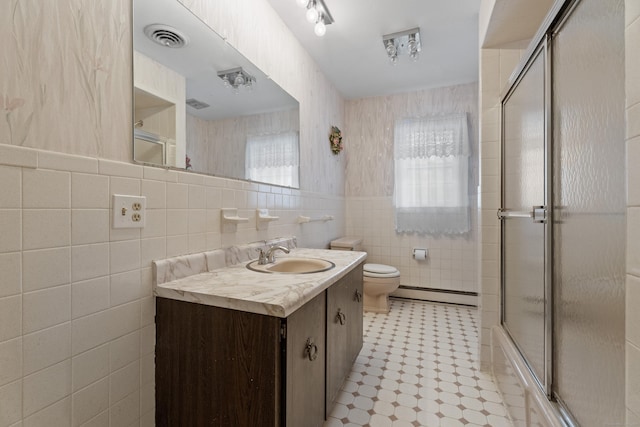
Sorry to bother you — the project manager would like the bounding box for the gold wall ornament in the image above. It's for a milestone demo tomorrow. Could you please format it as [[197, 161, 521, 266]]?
[[330, 126, 343, 154]]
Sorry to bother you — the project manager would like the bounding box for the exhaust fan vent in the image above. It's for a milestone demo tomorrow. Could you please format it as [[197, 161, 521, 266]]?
[[186, 98, 210, 110], [144, 24, 189, 48]]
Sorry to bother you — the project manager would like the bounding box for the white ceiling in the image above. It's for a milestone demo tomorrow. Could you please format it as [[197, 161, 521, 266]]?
[[267, 0, 481, 99], [482, 0, 555, 48]]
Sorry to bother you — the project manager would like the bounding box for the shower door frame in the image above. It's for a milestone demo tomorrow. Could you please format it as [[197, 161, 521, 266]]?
[[497, 0, 624, 424], [499, 36, 554, 398]]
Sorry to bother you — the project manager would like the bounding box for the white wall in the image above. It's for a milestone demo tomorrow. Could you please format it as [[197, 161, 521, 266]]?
[[0, 0, 347, 425], [344, 83, 479, 296]]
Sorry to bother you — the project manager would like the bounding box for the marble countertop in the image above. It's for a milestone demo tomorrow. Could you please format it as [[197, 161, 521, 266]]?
[[154, 248, 367, 318]]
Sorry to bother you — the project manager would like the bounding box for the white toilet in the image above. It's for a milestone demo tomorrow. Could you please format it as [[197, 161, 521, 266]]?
[[330, 237, 401, 314]]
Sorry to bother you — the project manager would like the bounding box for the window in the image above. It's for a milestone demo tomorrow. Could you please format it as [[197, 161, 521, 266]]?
[[245, 131, 299, 187], [393, 113, 470, 235]]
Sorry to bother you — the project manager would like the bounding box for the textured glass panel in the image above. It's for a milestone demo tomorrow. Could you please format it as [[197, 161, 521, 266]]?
[[552, 0, 625, 425], [502, 50, 546, 385]]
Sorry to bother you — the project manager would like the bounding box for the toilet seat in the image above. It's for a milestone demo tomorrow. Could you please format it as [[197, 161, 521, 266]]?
[[363, 263, 400, 278]]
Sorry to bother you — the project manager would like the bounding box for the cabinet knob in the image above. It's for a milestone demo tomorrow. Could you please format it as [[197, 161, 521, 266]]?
[[305, 338, 318, 361], [336, 309, 346, 325], [354, 290, 362, 302]]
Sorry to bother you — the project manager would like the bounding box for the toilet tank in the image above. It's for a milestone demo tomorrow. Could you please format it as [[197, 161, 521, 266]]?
[[330, 237, 363, 251]]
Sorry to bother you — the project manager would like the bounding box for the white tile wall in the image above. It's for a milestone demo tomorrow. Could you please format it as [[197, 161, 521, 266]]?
[[346, 196, 479, 295], [0, 380, 22, 426], [72, 173, 110, 209], [23, 169, 70, 209], [24, 396, 71, 427], [344, 83, 479, 299], [72, 277, 110, 320], [0, 142, 345, 426], [627, 0, 640, 420], [23, 248, 71, 292], [0, 166, 21, 207], [0, 252, 21, 298], [478, 48, 524, 368], [23, 323, 71, 376], [72, 244, 110, 283], [0, 338, 22, 386], [72, 344, 109, 392], [0, 210, 22, 253], [72, 377, 109, 426], [72, 210, 110, 245], [23, 209, 70, 250], [23, 285, 70, 334], [0, 295, 21, 341], [23, 360, 71, 417]]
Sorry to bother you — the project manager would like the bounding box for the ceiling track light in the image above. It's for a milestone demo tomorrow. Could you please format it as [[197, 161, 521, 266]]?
[[382, 27, 421, 64], [217, 67, 255, 94], [296, 0, 334, 37]]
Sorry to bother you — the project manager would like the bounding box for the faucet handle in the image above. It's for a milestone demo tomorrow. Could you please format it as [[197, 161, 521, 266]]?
[[257, 249, 268, 265]]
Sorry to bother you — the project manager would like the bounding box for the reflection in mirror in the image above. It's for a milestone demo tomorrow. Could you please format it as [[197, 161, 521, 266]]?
[[134, 87, 176, 166], [133, 0, 301, 188]]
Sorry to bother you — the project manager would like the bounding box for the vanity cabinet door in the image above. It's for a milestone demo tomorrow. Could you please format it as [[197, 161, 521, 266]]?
[[326, 264, 365, 411], [346, 264, 364, 365], [326, 276, 350, 410], [285, 292, 326, 427], [155, 298, 282, 427]]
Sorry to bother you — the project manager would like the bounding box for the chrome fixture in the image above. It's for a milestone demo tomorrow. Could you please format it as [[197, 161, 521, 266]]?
[[296, 0, 334, 37], [382, 27, 421, 64], [217, 67, 255, 94], [258, 245, 290, 265]]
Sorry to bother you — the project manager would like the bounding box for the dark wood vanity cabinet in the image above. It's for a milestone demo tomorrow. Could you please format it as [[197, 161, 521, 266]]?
[[326, 264, 364, 408], [284, 292, 326, 427], [155, 263, 363, 427], [155, 298, 283, 426]]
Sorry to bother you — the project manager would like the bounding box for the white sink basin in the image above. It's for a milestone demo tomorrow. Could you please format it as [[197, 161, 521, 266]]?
[[247, 257, 335, 274]]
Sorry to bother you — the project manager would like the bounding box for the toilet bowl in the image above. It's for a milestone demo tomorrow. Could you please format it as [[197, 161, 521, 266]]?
[[330, 237, 401, 314], [363, 263, 400, 314]]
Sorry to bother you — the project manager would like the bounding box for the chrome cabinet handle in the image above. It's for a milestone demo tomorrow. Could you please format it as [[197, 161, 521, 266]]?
[[305, 338, 318, 361], [354, 290, 362, 302], [336, 309, 346, 325]]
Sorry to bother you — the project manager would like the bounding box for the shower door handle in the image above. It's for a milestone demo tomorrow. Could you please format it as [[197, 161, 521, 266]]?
[[497, 206, 546, 223]]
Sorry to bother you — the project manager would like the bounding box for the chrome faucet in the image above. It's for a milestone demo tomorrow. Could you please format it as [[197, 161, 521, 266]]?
[[263, 245, 290, 264], [257, 249, 268, 265]]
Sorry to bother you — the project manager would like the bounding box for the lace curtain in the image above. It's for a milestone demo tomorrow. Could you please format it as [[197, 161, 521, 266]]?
[[393, 113, 470, 235], [245, 131, 299, 187]]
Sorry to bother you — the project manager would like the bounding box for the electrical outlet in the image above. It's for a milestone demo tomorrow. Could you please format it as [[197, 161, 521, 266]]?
[[113, 195, 146, 228]]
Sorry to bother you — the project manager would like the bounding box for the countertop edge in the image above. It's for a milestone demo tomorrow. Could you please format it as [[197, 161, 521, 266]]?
[[154, 249, 367, 318]]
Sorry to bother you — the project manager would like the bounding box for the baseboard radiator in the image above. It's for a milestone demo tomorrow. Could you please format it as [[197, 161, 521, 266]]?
[[391, 285, 477, 307]]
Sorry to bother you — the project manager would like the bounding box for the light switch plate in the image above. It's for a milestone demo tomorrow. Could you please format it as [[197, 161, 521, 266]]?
[[112, 194, 146, 228]]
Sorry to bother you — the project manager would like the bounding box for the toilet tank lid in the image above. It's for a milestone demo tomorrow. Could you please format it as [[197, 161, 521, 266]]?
[[330, 236, 363, 249], [364, 263, 398, 275]]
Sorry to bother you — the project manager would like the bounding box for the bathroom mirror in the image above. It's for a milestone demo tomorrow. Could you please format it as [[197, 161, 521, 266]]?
[[133, 0, 301, 188]]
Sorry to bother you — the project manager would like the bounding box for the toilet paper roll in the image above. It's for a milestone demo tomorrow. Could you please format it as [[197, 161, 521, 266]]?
[[414, 249, 427, 261]]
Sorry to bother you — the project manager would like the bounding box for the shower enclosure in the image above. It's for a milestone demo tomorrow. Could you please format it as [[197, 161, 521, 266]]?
[[498, 0, 625, 425]]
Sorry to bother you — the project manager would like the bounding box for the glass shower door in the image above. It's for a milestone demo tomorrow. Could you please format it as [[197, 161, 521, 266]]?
[[551, 0, 625, 423], [500, 45, 549, 392]]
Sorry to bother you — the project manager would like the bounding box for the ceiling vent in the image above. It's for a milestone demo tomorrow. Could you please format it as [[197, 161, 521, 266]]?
[[144, 24, 189, 48], [186, 98, 210, 110]]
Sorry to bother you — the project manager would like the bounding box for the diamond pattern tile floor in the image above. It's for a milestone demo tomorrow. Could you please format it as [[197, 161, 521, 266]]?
[[323, 299, 513, 427]]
